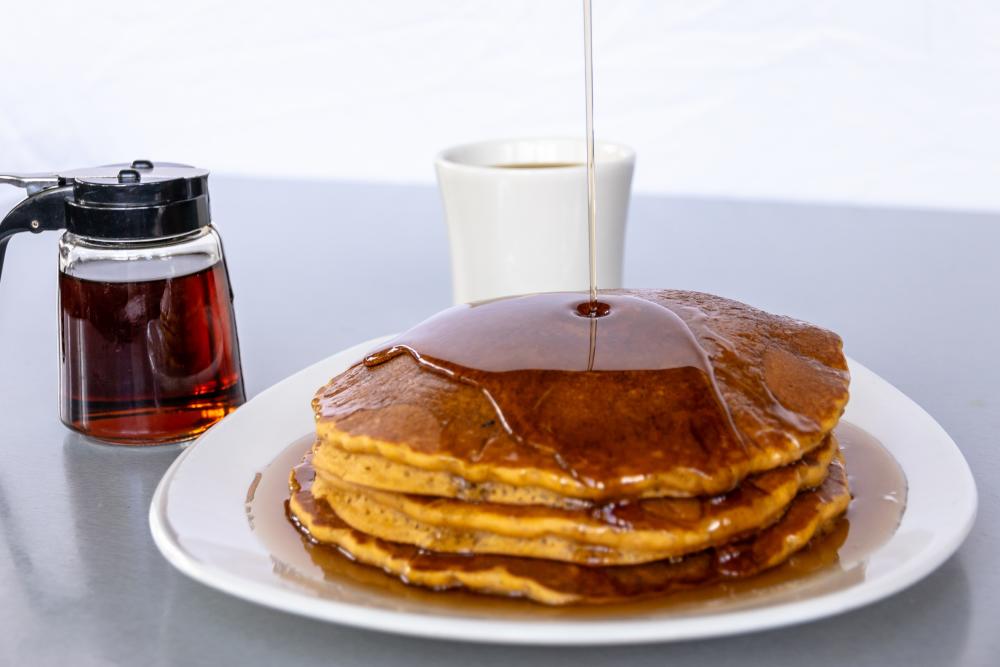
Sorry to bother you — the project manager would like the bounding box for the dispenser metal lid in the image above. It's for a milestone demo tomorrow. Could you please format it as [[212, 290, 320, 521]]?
[[1, 160, 213, 282], [62, 160, 211, 240]]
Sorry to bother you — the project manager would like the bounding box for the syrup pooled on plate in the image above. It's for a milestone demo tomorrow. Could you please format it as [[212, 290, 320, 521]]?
[[254, 424, 906, 611], [252, 422, 904, 608]]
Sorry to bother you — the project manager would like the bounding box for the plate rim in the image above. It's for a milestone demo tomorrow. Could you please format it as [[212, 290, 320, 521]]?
[[149, 336, 978, 646]]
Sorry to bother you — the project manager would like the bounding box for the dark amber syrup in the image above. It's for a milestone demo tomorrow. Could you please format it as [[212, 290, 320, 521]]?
[[59, 260, 245, 445]]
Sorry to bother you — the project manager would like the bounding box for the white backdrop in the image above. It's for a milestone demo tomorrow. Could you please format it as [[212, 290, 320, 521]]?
[[1, 0, 999, 211]]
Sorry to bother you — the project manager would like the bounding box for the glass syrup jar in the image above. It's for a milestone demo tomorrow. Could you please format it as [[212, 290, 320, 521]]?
[[1, 161, 246, 445]]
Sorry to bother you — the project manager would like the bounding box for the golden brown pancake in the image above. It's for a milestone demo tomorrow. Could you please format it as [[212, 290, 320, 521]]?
[[312, 442, 594, 508], [313, 290, 849, 501], [306, 436, 837, 565], [298, 516, 852, 611], [288, 451, 852, 605]]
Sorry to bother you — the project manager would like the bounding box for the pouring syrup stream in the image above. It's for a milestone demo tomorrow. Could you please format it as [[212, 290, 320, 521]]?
[[582, 0, 600, 370], [583, 0, 598, 310]]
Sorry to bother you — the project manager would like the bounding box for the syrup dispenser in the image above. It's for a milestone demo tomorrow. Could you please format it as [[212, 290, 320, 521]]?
[[0, 161, 245, 445]]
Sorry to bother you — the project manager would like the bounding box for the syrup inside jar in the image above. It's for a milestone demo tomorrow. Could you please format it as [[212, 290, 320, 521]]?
[[58, 227, 246, 445]]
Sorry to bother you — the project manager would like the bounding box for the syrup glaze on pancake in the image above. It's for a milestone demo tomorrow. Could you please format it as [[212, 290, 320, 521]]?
[[314, 290, 850, 500], [307, 435, 837, 565], [288, 452, 851, 605]]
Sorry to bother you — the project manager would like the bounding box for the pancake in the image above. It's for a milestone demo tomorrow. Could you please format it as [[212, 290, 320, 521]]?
[[312, 442, 594, 508], [313, 290, 850, 501], [307, 435, 838, 565], [288, 451, 852, 605]]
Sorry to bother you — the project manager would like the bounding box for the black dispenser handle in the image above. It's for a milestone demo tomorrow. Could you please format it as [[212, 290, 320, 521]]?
[[0, 176, 71, 284]]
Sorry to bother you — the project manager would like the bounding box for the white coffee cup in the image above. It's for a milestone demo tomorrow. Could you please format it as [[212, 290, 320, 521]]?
[[435, 138, 635, 304]]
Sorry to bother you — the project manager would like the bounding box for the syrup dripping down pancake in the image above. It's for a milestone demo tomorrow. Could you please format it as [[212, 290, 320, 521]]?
[[288, 452, 851, 605], [306, 436, 837, 565], [313, 290, 849, 501]]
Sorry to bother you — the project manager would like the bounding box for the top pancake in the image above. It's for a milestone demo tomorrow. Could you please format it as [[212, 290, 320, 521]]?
[[313, 290, 849, 502]]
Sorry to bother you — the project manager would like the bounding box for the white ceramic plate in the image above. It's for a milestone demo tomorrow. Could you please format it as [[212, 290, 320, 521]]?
[[149, 336, 977, 645]]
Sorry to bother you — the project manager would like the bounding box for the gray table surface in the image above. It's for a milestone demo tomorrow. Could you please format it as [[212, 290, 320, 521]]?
[[1, 178, 997, 666]]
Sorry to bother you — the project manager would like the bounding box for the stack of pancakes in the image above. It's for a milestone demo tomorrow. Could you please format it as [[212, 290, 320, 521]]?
[[289, 290, 851, 605]]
